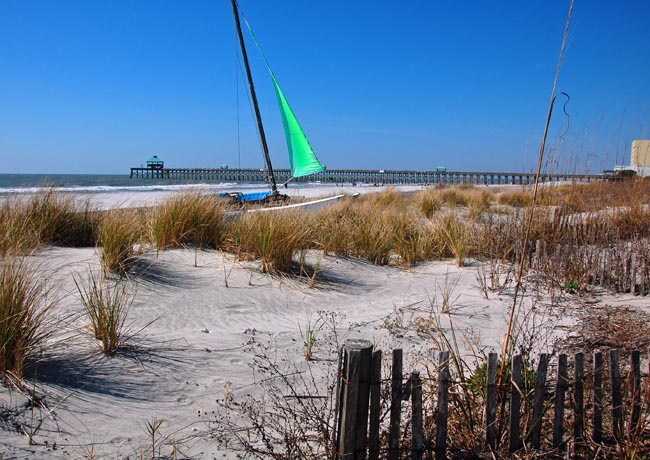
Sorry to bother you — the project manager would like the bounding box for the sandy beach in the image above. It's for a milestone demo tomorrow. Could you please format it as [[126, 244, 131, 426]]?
[[0, 185, 648, 459]]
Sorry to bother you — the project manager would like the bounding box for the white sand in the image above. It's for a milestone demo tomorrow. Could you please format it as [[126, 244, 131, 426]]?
[[0, 187, 644, 458]]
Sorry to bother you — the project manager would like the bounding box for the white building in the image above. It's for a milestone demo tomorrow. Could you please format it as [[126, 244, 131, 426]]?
[[631, 140, 650, 177]]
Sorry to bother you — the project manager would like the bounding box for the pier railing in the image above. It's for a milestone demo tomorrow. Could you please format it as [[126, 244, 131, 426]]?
[[129, 167, 606, 186]]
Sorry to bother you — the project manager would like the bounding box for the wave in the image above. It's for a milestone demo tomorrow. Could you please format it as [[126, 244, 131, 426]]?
[[0, 182, 272, 195]]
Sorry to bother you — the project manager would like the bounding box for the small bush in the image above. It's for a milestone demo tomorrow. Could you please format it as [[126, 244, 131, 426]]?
[[0, 259, 55, 378]]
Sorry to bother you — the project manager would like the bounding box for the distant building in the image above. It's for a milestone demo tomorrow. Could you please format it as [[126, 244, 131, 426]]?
[[147, 155, 164, 169], [631, 140, 650, 177]]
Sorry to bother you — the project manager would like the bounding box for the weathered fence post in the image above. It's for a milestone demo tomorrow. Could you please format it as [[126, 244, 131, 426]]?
[[630, 350, 641, 436], [411, 371, 424, 460], [485, 352, 498, 450], [592, 351, 603, 444], [368, 349, 382, 460], [509, 354, 523, 452], [435, 351, 450, 460], [610, 349, 623, 445], [573, 352, 585, 447], [530, 353, 549, 449], [553, 354, 568, 448], [388, 349, 403, 460], [336, 339, 373, 459]]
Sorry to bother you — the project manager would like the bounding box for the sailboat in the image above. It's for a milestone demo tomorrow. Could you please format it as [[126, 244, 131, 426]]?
[[223, 0, 350, 210]]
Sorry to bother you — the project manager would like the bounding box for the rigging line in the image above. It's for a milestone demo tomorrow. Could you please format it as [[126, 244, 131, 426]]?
[[501, 0, 575, 369], [235, 38, 240, 169], [235, 39, 267, 169]]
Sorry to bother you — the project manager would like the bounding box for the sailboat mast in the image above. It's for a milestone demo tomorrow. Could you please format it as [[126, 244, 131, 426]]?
[[231, 0, 278, 195]]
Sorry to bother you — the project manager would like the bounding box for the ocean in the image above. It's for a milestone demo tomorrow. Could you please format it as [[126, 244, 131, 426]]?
[[0, 173, 262, 196]]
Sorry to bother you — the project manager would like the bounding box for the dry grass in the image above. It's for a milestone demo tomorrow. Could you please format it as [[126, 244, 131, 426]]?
[[149, 192, 227, 250], [98, 210, 141, 275], [0, 259, 55, 378], [224, 210, 309, 274], [75, 270, 133, 354], [0, 192, 98, 256]]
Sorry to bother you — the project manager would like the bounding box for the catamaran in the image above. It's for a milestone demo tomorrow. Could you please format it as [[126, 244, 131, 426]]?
[[223, 0, 334, 207]]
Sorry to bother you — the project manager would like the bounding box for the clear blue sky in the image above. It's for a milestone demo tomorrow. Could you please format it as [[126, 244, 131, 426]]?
[[1, 0, 649, 174]]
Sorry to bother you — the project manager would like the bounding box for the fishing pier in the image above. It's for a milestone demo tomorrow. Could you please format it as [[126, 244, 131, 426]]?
[[129, 167, 606, 185]]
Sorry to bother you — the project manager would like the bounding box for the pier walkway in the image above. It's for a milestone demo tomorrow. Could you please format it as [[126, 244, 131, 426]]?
[[130, 167, 605, 186]]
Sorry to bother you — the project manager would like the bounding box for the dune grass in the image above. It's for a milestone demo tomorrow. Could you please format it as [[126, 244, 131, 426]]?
[[149, 192, 227, 250], [0, 259, 55, 378], [75, 270, 133, 354], [224, 210, 310, 274], [98, 210, 141, 276], [0, 191, 98, 256]]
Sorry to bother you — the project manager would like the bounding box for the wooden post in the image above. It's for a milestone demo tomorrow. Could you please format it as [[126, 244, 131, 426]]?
[[368, 350, 382, 460], [336, 339, 373, 460], [631, 254, 637, 295], [573, 352, 584, 445], [630, 350, 641, 436], [592, 351, 603, 444], [530, 353, 549, 449], [485, 352, 498, 450], [435, 351, 450, 460], [509, 354, 523, 452], [553, 354, 568, 448], [411, 372, 424, 460], [610, 349, 623, 445], [388, 349, 403, 460]]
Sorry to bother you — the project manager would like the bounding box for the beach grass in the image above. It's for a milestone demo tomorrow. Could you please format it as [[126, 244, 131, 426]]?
[[74, 270, 132, 354], [224, 210, 309, 274], [0, 259, 55, 378], [149, 192, 227, 250], [0, 191, 98, 256], [98, 210, 140, 275]]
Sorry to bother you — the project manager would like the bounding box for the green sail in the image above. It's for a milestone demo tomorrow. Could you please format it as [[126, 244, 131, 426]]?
[[270, 74, 324, 178], [241, 11, 324, 178]]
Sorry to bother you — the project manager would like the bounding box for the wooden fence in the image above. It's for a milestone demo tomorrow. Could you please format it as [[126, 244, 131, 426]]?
[[334, 340, 648, 459]]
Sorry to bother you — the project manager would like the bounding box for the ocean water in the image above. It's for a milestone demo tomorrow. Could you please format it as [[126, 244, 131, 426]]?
[[0, 173, 258, 196]]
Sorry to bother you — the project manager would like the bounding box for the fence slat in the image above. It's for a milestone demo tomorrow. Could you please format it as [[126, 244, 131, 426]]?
[[388, 349, 403, 460], [610, 349, 623, 445], [553, 354, 568, 448], [593, 351, 604, 444], [486, 352, 498, 450], [509, 354, 523, 452], [411, 372, 424, 460], [368, 350, 382, 460], [630, 350, 641, 436], [435, 351, 450, 460], [573, 352, 584, 445], [530, 353, 549, 449], [336, 339, 373, 460]]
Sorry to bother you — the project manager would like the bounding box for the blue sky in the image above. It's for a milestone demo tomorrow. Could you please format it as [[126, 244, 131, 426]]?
[[1, 0, 649, 174]]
